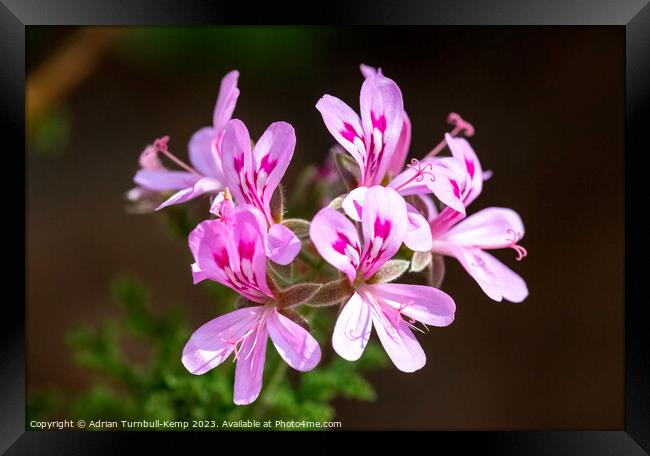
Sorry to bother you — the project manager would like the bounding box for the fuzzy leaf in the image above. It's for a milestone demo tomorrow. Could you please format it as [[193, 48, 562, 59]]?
[[367, 260, 410, 284], [307, 278, 354, 307], [404, 195, 431, 217], [428, 254, 446, 288], [265, 271, 280, 293], [281, 218, 310, 239], [334, 150, 360, 191], [410, 251, 432, 273], [270, 185, 284, 223], [278, 283, 322, 308], [280, 308, 311, 331], [327, 195, 345, 210], [234, 296, 258, 309], [268, 261, 294, 286]]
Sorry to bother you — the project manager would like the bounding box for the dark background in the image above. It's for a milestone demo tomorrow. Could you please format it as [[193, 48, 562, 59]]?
[[26, 26, 624, 430]]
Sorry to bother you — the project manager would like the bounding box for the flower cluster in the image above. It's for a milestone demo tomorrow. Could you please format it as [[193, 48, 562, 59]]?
[[130, 65, 528, 405]]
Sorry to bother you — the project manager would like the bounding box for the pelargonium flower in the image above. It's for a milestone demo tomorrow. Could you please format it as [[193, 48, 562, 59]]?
[[184, 203, 321, 405], [310, 186, 455, 372], [358, 64, 411, 179], [220, 119, 301, 265], [317, 65, 467, 252], [125, 144, 168, 212], [133, 70, 240, 210], [426, 134, 529, 302], [316, 69, 404, 187]]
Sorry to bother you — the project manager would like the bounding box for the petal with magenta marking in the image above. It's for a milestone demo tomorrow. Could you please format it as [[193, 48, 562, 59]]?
[[309, 208, 361, 283]]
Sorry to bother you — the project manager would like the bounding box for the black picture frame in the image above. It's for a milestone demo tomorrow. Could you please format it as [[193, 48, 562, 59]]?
[[4, 0, 648, 452]]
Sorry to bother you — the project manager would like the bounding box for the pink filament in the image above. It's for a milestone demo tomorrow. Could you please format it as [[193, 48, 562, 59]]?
[[427, 112, 475, 157], [153, 135, 202, 177], [506, 229, 528, 261], [393, 158, 436, 191]]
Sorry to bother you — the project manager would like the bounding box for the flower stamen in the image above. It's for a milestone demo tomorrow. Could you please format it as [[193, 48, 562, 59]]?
[[153, 135, 202, 177], [506, 229, 528, 261], [393, 158, 436, 191], [427, 112, 475, 157]]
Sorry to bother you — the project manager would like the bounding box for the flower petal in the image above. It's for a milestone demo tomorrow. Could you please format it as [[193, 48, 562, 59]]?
[[418, 194, 438, 221], [232, 205, 274, 298], [341, 186, 368, 222], [182, 307, 262, 375], [233, 324, 268, 405], [134, 169, 198, 191], [370, 301, 426, 373], [188, 207, 272, 302], [188, 126, 222, 178], [387, 114, 411, 177], [359, 73, 405, 185], [253, 121, 295, 222], [213, 70, 240, 132], [309, 207, 362, 283], [445, 134, 484, 206], [188, 219, 233, 286], [440, 207, 525, 249], [267, 309, 321, 371], [389, 157, 466, 215], [359, 186, 408, 280], [315, 94, 366, 175], [444, 246, 528, 303], [155, 177, 222, 210], [332, 293, 372, 361], [404, 203, 433, 251], [368, 283, 455, 327], [267, 223, 301, 265], [359, 63, 378, 79], [221, 119, 254, 207]]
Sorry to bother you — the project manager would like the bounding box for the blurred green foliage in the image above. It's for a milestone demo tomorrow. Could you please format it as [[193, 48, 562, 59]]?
[[117, 27, 329, 76], [28, 275, 388, 430], [29, 107, 72, 156]]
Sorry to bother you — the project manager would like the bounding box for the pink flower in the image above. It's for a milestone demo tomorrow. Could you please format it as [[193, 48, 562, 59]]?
[[318, 65, 467, 252], [355, 65, 468, 215], [359, 64, 411, 177], [133, 70, 240, 210], [220, 119, 301, 265], [184, 204, 321, 405], [316, 68, 406, 187], [427, 134, 529, 302], [309, 186, 455, 372]]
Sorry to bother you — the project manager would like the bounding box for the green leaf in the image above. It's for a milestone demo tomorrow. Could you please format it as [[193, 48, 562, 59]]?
[[278, 283, 322, 308], [333, 149, 360, 191], [367, 259, 410, 284], [268, 261, 294, 287], [410, 251, 432, 273], [281, 218, 310, 239], [279, 308, 311, 332], [306, 278, 353, 307], [429, 254, 446, 288], [234, 296, 258, 309], [327, 195, 345, 210], [405, 194, 433, 217], [270, 185, 284, 222]]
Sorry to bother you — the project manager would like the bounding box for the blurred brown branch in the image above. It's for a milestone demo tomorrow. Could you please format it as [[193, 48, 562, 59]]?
[[27, 27, 127, 137]]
